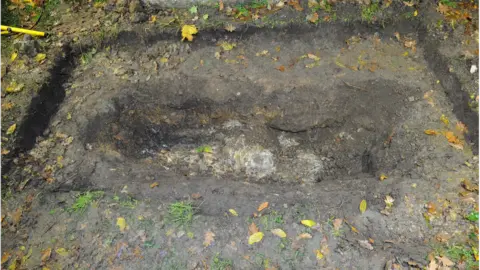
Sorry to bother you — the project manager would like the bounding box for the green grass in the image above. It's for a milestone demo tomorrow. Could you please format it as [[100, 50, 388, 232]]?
[[166, 201, 195, 227], [361, 2, 379, 23], [446, 245, 478, 269], [259, 211, 284, 230], [211, 253, 233, 270], [440, 0, 457, 8], [68, 191, 104, 213]]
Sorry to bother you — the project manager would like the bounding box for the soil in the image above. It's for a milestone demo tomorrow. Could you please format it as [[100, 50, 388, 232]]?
[[1, 1, 479, 270]]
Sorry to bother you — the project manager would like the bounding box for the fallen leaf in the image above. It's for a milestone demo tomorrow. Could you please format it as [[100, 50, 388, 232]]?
[[276, 65, 285, 72], [358, 239, 373, 250], [219, 41, 236, 51], [437, 3, 450, 15], [428, 258, 439, 270], [456, 122, 468, 134], [444, 131, 462, 145], [307, 12, 319, 23], [385, 195, 394, 208], [181, 25, 198, 42], [1, 149, 10, 155], [117, 217, 127, 232], [403, 1, 414, 6], [203, 14, 209, 20], [379, 174, 388, 181], [149, 15, 157, 23], [287, 0, 303, 11], [191, 193, 202, 199], [424, 129, 438, 135], [10, 52, 17, 63], [6, 123, 16, 135], [204, 231, 215, 246], [12, 207, 22, 225], [333, 218, 342, 231], [413, 10, 418, 16], [436, 256, 454, 267], [350, 225, 359, 233], [257, 202, 269, 212], [426, 202, 437, 214], [297, 233, 312, 239], [307, 53, 320, 61], [189, 5, 197, 14], [5, 81, 24, 93], [404, 39, 416, 52], [249, 222, 259, 235], [435, 232, 451, 243], [159, 57, 168, 63], [229, 209, 238, 216], [224, 23, 236, 32], [359, 199, 367, 214], [301, 220, 316, 227], [440, 114, 449, 125], [55, 248, 68, 257], [462, 179, 479, 191], [150, 182, 159, 188], [271, 228, 286, 238], [394, 32, 401, 41], [2, 252, 10, 264], [41, 247, 51, 262], [248, 232, 264, 245], [218, 0, 224, 11], [35, 53, 46, 63], [315, 249, 324, 260]]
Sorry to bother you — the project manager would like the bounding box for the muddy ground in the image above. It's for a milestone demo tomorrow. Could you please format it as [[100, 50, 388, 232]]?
[[1, 1, 479, 269]]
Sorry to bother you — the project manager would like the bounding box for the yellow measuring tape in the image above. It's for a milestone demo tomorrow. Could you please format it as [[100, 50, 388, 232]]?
[[1, 25, 45, 37]]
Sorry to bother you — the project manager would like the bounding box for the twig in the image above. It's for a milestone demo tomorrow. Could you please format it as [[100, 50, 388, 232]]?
[[341, 80, 365, 91]]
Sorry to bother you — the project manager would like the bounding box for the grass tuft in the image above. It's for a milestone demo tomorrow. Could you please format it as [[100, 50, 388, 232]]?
[[166, 201, 195, 227], [68, 191, 104, 213]]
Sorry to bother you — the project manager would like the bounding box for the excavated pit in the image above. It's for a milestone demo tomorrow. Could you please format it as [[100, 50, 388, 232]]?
[[8, 22, 477, 189]]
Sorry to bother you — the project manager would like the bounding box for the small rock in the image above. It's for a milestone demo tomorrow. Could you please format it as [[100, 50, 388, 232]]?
[[85, 143, 93, 150], [358, 239, 374, 250], [470, 65, 478, 74], [408, 96, 415, 102], [283, 203, 288, 208]]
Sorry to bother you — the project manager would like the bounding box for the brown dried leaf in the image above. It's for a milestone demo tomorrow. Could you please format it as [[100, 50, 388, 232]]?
[[436, 256, 454, 267], [297, 233, 312, 239], [150, 182, 159, 188], [12, 208, 22, 225], [41, 247, 52, 262], [462, 179, 478, 192], [426, 202, 437, 214], [249, 222, 259, 235], [456, 122, 468, 134], [307, 12, 319, 23], [435, 232, 451, 243], [333, 218, 342, 231], [219, 0, 224, 11], [1, 252, 10, 264], [203, 231, 215, 247], [424, 129, 438, 135], [276, 65, 285, 72], [257, 202, 269, 212], [287, 0, 303, 11], [191, 193, 202, 199]]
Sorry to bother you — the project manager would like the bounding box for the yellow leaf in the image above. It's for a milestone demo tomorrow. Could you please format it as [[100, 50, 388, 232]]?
[[6, 81, 24, 93], [66, 112, 72, 120], [440, 114, 449, 125], [248, 232, 264, 245], [350, 225, 359, 233], [159, 57, 168, 63], [228, 209, 238, 216], [271, 228, 286, 238], [379, 174, 388, 181], [315, 249, 324, 260], [297, 233, 312, 239], [424, 129, 438, 135], [6, 124, 16, 135], [301, 220, 316, 227], [2, 252, 10, 264], [35, 53, 46, 62], [181, 25, 198, 42], [257, 202, 269, 212], [55, 248, 68, 257], [219, 41, 236, 51], [150, 182, 159, 188], [359, 199, 367, 214], [149, 15, 157, 23], [204, 230, 215, 246], [117, 217, 127, 232], [413, 10, 418, 17], [10, 52, 17, 63]]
